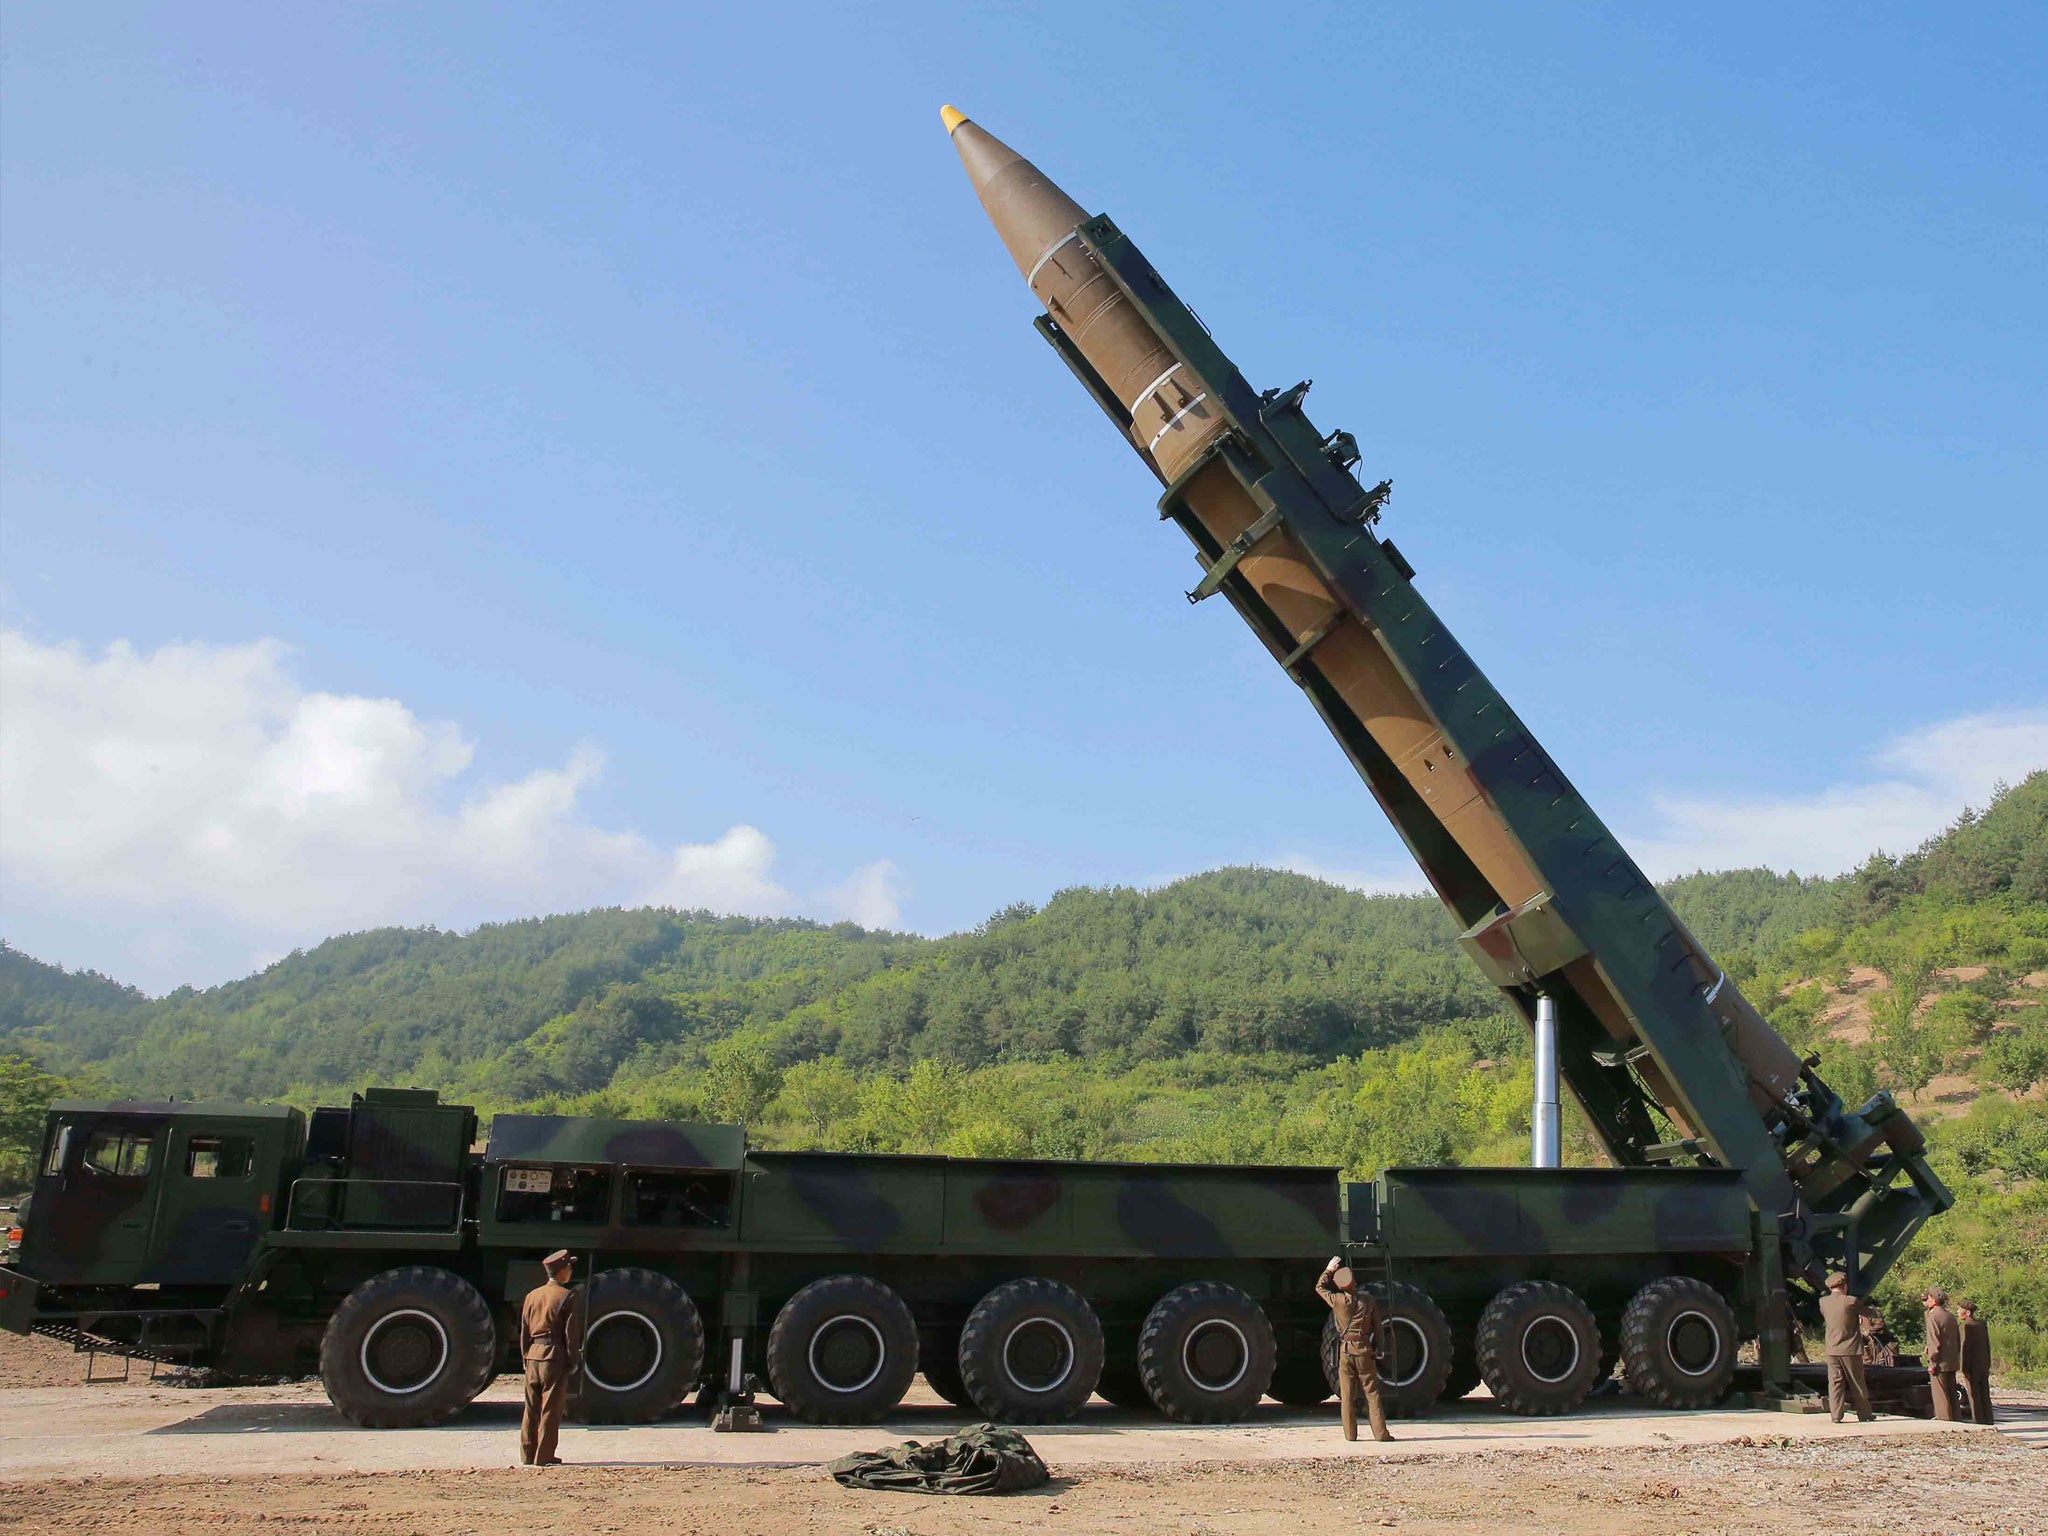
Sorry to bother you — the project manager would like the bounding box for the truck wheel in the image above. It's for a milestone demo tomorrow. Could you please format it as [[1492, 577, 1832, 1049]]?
[[919, 1329, 975, 1410], [320, 1266, 496, 1428], [1475, 1281, 1602, 1416], [765, 1275, 918, 1424], [1095, 1332, 1152, 1409], [1137, 1282, 1275, 1423], [1314, 1288, 1453, 1417], [568, 1267, 704, 1424], [1373, 1282, 1455, 1417], [958, 1277, 1104, 1423], [1619, 1277, 1737, 1408]]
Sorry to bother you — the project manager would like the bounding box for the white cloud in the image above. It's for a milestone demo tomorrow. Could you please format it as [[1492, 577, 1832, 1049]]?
[[1265, 706, 2047, 895], [1627, 706, 2048, 878], [0, 629, 902, 991], [820, 860, 905, 931]]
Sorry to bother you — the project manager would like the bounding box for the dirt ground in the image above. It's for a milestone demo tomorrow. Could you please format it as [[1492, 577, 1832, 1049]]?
[[2, 1436, 2041, 1536], [1, 1333, 2040, 1535]]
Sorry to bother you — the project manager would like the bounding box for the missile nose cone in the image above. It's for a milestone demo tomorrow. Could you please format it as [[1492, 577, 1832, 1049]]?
[[943, 113, 1090, 281]]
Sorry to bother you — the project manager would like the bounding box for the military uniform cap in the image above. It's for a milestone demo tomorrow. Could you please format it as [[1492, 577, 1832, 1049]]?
[[543, 1249, 574, 1269], [1330, 1266, 1355, 1290]]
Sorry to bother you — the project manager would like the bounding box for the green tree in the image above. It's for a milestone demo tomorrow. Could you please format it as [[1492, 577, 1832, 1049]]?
[[701, 1036, 782, 1125], [0, 1053, 73, 1190], [775, 1058, 860, 1143], [1981, 1016, 2048, 1095]]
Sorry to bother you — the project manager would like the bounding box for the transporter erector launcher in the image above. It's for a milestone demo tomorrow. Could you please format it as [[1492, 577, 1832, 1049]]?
[[941, 106, 1950, 1357]]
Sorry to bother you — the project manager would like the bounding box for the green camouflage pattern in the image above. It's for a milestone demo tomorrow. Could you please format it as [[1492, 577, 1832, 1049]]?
[[487, 1113, 745, 1170]]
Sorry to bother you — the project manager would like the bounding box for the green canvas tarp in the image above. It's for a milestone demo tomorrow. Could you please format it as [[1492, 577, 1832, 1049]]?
[[826, 1423, 1049, 1495]]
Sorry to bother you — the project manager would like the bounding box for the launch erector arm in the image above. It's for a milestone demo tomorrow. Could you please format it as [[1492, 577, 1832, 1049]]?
[[942, 108, 1948, 1310], [1069, 213, 1950, 1294]]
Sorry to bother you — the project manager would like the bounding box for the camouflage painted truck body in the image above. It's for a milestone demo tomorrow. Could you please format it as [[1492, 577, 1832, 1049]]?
[[1, 1087, 1793, 1425]]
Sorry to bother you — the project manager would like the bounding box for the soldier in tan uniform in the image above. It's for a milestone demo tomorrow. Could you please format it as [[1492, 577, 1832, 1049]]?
[[1316, 1256, 1392, 1443], [519, 1249, 582, 1466], [1817, 1272, 1877, 1423], [1922, 1287, 1961, 1422], [1956, 1299, 1994, 1425]]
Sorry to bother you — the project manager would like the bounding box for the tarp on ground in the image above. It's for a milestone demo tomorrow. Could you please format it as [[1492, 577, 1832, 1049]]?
[[826, 1423, 1049, 1495]]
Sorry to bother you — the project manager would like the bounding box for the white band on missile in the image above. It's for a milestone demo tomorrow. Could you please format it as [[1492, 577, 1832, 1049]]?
[[1704, 970, 1727, 1004], [1148, 393, 1210, 450], [1027, 230, 1082, 289], [1127, 363, 1183, 415]]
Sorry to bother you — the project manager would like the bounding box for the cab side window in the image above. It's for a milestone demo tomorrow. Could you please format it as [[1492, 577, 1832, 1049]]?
[[82, 1131, 153, 1178], [41, 1124, 73, 1178], [185, 1136, 254, 1179]]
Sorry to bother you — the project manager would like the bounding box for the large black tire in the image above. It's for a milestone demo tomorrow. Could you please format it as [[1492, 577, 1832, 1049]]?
[[1619, 1277, 1738, 1409], [1267, 1324, 1333, 1406], [919, 1329, 975, 1410], [765, 1275, 919, 1424], [1373, 1282, 1456, 1417], [567, 1267, 704, 1424], [1475, 1280, 1603, 1416], [1094, 1332, 1152, 1410], [957, 1278, 1104, 1423], [319, 1266, 496, 1428], [1314, 1287, 1455, 1418], [1137, 1282, 1275, 1424]]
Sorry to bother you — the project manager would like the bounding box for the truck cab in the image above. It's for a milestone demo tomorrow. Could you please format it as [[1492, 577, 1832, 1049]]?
[[18, 1101, 302, 1288]]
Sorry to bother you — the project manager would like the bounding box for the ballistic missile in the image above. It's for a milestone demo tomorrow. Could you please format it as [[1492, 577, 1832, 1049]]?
[[940, 108, 1921, 1224]]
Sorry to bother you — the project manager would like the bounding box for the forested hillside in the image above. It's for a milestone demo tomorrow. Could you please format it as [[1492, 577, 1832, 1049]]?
[[4, 772, 2044, 1371]]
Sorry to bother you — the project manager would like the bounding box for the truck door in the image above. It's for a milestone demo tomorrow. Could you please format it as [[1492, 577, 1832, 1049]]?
[[147, 1122, 270, 1284], [20, 1116, 168, 1285]]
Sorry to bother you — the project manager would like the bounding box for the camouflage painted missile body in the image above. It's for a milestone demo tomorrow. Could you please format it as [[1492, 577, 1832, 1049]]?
[[942, 109, 1950, 1334]]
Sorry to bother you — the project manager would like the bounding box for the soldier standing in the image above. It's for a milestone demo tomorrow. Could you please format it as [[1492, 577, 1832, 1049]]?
[[1817, 1272, 1876, 1423], [1956, 1299, 1994, 1425], [1316, 1256, 1392, 1443], [1922, 1287, 1961, 1422], [519, 1249, 582, 1466]]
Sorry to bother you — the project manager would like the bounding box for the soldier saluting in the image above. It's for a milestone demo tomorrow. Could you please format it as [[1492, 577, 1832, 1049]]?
[[1316, 1256, 1392, 1443], [519, 1249, 582, 1466]]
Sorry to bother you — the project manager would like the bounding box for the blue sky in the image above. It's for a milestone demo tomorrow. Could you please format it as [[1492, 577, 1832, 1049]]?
[[3, 4, 2044, 991]]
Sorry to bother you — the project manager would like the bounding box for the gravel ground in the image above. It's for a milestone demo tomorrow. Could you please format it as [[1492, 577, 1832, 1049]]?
[[0, 1435, 2041, 1535]]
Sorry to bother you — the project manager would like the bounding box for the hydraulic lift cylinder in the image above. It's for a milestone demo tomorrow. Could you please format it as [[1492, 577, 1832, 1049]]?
[[1532, 994, 1561, 1167]]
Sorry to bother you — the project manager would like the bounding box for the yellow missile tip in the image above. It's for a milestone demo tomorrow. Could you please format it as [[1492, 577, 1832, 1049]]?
[[940, 104, 968, 134]]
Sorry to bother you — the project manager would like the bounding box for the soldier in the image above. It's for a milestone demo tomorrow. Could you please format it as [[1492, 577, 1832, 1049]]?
[[1956, 1299, 1994, 1425], [1316, 1256, 1392, 1443], [1817, 1272, 1876, 1423], [519, 1249, 582, 1466], [1858, 1310, 1899, 1368], [1922, 1287, 1961, 1422]]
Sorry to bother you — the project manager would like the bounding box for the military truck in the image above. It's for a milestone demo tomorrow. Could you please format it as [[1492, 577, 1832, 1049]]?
[[0, 121, 1957, 1431], [4, 1081, 1825, 1427]]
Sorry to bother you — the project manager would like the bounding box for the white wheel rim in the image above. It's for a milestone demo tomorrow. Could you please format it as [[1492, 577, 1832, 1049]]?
[[1183, 1319, 1250, 1393], [1001, 1316, 1076, 1394], [809, 1313, 886, 1394], [1520, 1313, 1581, 1384], [1667, 1309, 1722, 1378], [360, 1309, 449, 1396], [1384, 1317, 1429, 1388], [584, 1309, 664, 1394]]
